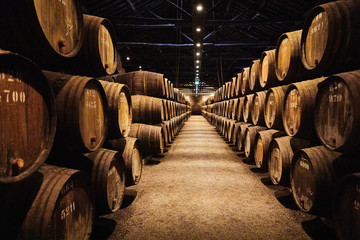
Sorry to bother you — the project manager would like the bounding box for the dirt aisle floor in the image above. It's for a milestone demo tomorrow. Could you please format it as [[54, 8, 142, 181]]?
[[92, 116, 337, 240]]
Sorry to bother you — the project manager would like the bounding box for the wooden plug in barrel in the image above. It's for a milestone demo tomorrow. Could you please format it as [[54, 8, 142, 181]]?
[[283, 78, 325, 139], [71, 15, 118, 77], [251, 91, 267, 126], [18, 165, 93, 240], [0, 0, 83, 68], [131, 95, 164, 124], [301, 1, 360, 76], [237, 97, 245, 121], [244, 126, 267, 159], [99, 81, 132, 139], [243, 94, 254, 123], [291, 146, 360, 217], [249, 59, 261, 92], [315, 70, 360, 153], [44, 71, 108, 153], [268, 136, 311, 186], [84, 148, 125, 215], [241, 67, 251, 95], [0, 50, 56, 184], [275, 30, 307, 84], [129, 124, 164, 157], [114, 71, 166, 98], [105, 138, 143, 186], [237, 123, 252, 151], [264, 85, 288, 130], [333, 173, 360, 240], [254, 130, 286, 169], [259, 49, 278, 89]]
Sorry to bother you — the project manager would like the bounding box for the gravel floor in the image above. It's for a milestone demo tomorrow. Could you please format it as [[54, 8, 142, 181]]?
[[92, 116, 337, 240]]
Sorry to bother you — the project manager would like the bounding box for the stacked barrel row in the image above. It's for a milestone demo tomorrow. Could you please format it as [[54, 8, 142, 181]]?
[[112, 70, 191, 158], [0, 1, 188, 239], [203, 1, 360, 238]]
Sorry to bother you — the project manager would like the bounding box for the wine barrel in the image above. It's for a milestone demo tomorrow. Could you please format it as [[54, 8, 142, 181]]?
[[157, 122, 170, 147], [129, 123, 164, 157], [244, 126, 267, 158], [131, 95, 164, 124], [333, 173, 360, 240], [243, 94, 254, 123], [0, 0, 83, 68], [315, 70, 360, 153], [237, 97, 245, 121], [268, 136, 311, 186], [227, 119, 237, 142], [291, 146, 360, 217], [236, 73, 242, 97], [71, 15, 117, 76], [232, 122, 244, 145], [275, 30, 307, 83], [241, 67, 251, 95], [283, 78, 325, 139], [249, 59, 261, 92], [99, 81, 132, 139], [164, 120, 174, 143], [231, 77, 237, 98], [264, 85, 288, 130], [254, 130, 286, 169], [259, 49, 278, 89], [251, 91, 267, 126], [84, 148, 125, 215], [105, 138, 142, 186], [301, 1, 360, 76], [162, 99, 169, 121], [44, 71, 108, 153], [232, 98, 239, 120], [18, 164, 93, 240], [114, 71, 166, 98], [228, 99, 234, 119], [237, 123, 252, 151], [0, 50, 56, 184]]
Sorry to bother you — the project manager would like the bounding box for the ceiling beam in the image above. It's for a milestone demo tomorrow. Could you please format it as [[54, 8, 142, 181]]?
[[163, 0, 192, 17]]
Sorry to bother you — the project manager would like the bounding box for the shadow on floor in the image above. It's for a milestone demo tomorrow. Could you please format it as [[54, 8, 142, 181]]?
[[90, 218, 116, 240], [121, 189, 138, 209], [242, 158, 255, 165], [302, 218, 337, 240], [260, 177, 287, 192], [274, 188, 299, 210], [250, 167, 267, 174]]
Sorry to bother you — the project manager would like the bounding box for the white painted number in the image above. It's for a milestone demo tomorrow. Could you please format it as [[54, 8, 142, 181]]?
[[60, 201, 76, 220]]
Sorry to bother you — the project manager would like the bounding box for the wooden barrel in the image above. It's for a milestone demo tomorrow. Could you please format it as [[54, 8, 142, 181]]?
[[84, 148, 125, 215], [237, 123, 252, 151], [275, 30, 307, 83], [237, 97, 245, 121], [249, 59, 261, 92], [236, 73, 242, 97], [244, 126, 267, 158], [129, 123, 164, 157], [231, 98, 239, 120], [259, 49, 278, 89], [268, 136, 311, 186], [254, 130, 286, 169], [114, 71, 166, 98], [105, 137, 142, 186], [291, 146, 360, 217], [71, 15, 117, 76], [0, 50, 56, 184], [232, 122, 244, 145], [283, 78, 325, 139], [228, 99, 234, 119], [164, 120, 174, 142], [264, 85, 288, 130], [131, 95, 164, 124], [162, 99, 169, 121], [243, 94, 254, 123], [315, 70, 360, 153], [333, 173, 360, 240], [251, 91, 267, 126], [18, 164, 93, 240], [44, 71, 108, 153], [157, 122, 170, 147], [99, 81, 132, 139], [241, 67, 251, 95], [301, 1, 360, 76], [227, 120, 237, 142], [231, 77, 237, 98], [0, 0, 83, 68]]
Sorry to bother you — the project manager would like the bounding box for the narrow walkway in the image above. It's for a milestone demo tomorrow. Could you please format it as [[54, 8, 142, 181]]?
[[92, 116, 335, 240]]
